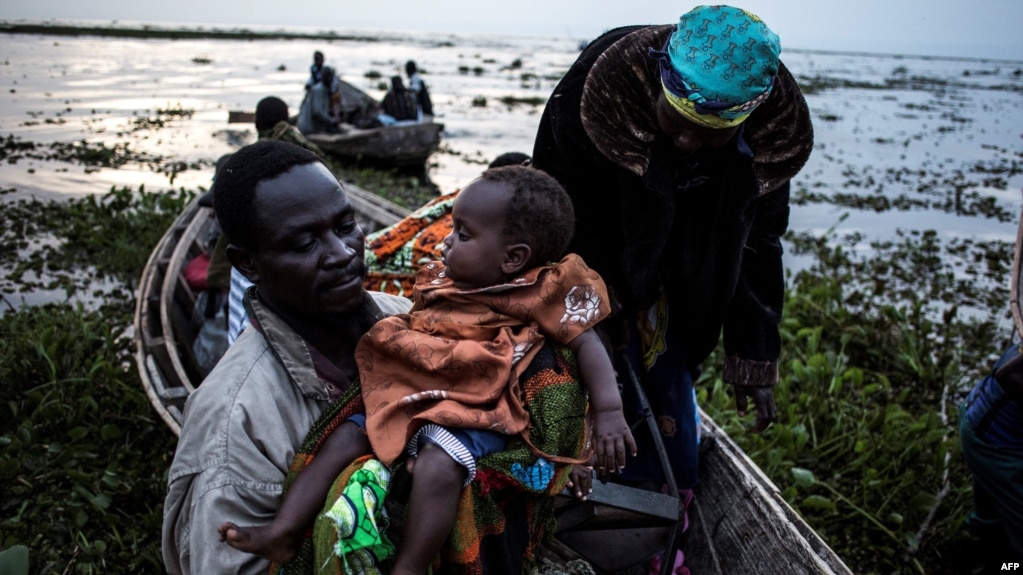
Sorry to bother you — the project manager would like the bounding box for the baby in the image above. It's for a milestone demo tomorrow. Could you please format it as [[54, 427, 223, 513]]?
[[220, 165, 635, 574]]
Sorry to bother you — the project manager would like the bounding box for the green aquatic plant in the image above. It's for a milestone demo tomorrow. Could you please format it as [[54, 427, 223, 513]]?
[[700, 222, 1008, 575], [0, 185, 195, 303], [0, 301, 176, 574], [338, 165, 437, 211], [0, 187, 188, 574], [497, 95, 546, 107], [129, 104, 194, 131]]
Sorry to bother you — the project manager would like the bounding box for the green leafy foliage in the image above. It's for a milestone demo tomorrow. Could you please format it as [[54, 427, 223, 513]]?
[[700, 222, 1009, 575], [0, 185, 194, 306], [338, 165, 438, 211], [0, 188, 187, 574]]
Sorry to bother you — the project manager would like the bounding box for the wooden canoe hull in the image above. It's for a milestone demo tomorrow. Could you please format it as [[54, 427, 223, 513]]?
[[227, 109, 443, 168], [305, 122, 443, 168], [1011, 192, 1023, 336], [135, 198, 852, 575]]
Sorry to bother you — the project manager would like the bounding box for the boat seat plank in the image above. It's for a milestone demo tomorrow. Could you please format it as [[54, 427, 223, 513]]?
[[558, 527, 674, 573], [143, 356, 183, 436]]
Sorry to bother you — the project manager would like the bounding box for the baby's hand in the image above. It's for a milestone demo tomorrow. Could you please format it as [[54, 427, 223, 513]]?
[[566, 463, 593, 500], [592, 408, 637, 479]]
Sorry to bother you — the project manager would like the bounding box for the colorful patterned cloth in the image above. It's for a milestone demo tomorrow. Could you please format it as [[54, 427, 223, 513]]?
[[277, 342, 590, 575], [359, 254, 609, 465], [323, 458, 395, 574], [363, 191, 458, 297]]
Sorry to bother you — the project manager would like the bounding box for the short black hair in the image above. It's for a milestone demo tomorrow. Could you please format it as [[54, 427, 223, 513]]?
[[213, 140, 325, 250], [488, 152, 531, 168], [255, 96, 289, 133], [481, 165, 574, 268], [405, 60, 417, 75]]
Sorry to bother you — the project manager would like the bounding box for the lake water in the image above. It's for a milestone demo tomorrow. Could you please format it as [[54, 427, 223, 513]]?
[[2, 25, 1023, 304]]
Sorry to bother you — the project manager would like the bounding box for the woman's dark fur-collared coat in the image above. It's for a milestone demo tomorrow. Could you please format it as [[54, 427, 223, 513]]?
[[532, 25, 813, 386]]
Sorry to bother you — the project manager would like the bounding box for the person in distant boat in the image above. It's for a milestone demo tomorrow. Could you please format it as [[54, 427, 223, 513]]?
[[379, 75, 421, 124], [531, 5, 813, 570], [161, 140, 411, 575], [304, 50, 325, 90], [252, 96, 326, 155], [297, 66, 343, 134], [405, 60, 433, 117], [218, 164, 631, 572]]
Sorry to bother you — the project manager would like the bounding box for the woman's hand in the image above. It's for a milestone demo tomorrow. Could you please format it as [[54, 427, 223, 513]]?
[[566, 463, 593, 500]]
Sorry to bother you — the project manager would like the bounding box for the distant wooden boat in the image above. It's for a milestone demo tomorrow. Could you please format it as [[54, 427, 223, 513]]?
[[136, 200, 853, 575], [227, 110, 443, 169], [227, 110, 256, 124], [228, 78, 443, 169], [305, 121, 444, 168]]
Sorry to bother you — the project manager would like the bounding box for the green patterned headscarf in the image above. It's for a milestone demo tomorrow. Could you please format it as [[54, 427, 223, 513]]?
[[650, 5, 781, 128]]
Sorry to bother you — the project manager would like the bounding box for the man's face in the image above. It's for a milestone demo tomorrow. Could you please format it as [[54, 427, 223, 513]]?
[[314, 53, 324, 68], [241, 162, 367, 320]]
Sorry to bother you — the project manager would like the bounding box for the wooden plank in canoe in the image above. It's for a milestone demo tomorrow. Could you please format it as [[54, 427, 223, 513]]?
[[228, 110, 256, 124]]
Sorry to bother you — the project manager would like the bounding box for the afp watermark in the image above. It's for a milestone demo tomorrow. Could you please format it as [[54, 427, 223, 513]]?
[[1003, 563, 1021, 571]]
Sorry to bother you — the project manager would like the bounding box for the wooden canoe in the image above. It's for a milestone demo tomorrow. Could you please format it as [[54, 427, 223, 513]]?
[[304, 121, 444, 168], [228, 76, 443, 170], [135, 198, 853, 575], [228, 110, 443, 169], [1011, 190, 1023, 337]]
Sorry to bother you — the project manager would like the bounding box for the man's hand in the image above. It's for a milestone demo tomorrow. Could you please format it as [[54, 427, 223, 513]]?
[[734, 384, 777, 432]]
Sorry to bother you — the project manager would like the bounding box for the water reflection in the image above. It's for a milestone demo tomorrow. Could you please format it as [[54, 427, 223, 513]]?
[[2, 29, 1021, 265]]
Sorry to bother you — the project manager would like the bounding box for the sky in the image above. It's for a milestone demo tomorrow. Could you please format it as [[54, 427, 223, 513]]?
[[3, 0, 1023, 61]]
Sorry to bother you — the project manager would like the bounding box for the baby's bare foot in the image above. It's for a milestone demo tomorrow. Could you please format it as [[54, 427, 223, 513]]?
[[218, 521, 300, 565]]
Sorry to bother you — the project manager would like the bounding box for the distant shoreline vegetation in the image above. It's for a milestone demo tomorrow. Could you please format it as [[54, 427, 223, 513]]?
[[0, 21, 383, 43]]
